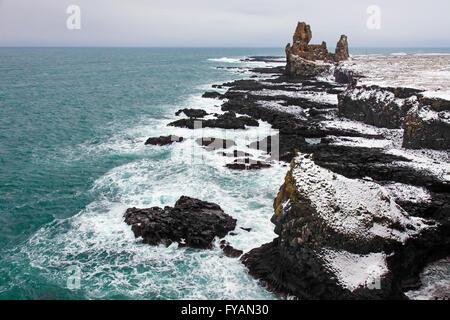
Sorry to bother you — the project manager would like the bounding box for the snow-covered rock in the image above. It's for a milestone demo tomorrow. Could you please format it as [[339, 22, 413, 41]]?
[[403, 103, 450, 150], [241, 153, 448, 300], [338, 86, 420, 129]]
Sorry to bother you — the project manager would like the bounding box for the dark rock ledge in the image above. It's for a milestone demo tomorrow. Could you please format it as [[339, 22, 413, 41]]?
[[145, 135, 184, 146], [175, 108, 209, 118], [169, 111, 259, 130], [125, 196, 237, 250]]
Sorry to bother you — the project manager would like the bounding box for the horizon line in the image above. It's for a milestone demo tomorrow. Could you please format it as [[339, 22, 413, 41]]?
[[1, 45, 450, 49]]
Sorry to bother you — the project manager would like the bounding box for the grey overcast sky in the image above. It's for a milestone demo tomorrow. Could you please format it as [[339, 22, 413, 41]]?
[[0, 0, 449, 47]]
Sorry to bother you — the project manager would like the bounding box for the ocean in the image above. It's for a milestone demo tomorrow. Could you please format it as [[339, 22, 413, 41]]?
[[0, 47, 448, 299]]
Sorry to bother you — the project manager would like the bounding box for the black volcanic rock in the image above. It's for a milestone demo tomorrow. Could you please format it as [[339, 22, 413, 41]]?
[[284, 22, 349, 78], [335, 35, 349, 61], [403, 104, 450, 151], [218, 150, 253, 158], [175, 108, 208, 118], [334, 68, 358, 86], [196, 137, 236, 150], [338, 86, 420, 129], [145, 135, 184, 146], [168, 111, 259, 130], [225, 158, 271, 170], [124, 196, 237, 249], [220, 240, 244, 258], [202, 91, 225, 99]]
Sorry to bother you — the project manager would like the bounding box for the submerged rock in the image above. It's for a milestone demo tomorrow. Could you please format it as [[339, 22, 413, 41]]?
[[220, 240, 244, 258], [124, 196, 237, 249], [145, 135, 184, 146]]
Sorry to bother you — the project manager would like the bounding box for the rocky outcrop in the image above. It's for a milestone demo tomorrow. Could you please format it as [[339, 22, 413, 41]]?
[[220, 240, 244, 258], [335, 35, 350, 62], [285, 22, 349, 78], [242, 153, 449, 299], [145, 135, 184, 146], [334, 65, 359, 86], [285, 51, 332, 78], [124, 196, 236, 249], [196, 137, 236, 150], [168, 111, 259, 130], [403, 103, 450, 150], [338, 86, 421, 129], [337, 86, 450, 150], [175, 108, 209, 118], [225, 158, 271, 170]]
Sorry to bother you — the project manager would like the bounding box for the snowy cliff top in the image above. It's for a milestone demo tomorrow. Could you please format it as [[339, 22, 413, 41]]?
[[339, 54, 450, 100], [291, 154, 431, 243]]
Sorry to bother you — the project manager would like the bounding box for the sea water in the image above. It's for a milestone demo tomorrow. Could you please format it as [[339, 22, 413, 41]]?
[[1, 47, 448, 299], [0, 47, 289, 299]]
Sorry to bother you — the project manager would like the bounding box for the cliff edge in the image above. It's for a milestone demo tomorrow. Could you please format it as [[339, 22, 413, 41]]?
[[241, 153, 449, 299]]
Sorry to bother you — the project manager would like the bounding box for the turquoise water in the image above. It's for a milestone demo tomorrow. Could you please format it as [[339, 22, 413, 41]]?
[[1, 47, 449, 300], [0, 47, 289, 299]]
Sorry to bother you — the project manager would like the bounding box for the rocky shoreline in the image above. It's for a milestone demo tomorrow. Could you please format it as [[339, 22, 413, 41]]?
[[126, 22, 449, 299]]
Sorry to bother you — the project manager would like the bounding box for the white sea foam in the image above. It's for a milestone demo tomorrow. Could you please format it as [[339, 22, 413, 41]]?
[[208, 57, 242, 63], [12, 78, 288, 299]]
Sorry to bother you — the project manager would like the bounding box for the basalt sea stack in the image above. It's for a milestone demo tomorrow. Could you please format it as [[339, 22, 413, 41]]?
[[285, 21, 349, 77]]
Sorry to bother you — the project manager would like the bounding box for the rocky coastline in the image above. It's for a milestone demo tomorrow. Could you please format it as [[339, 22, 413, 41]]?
[[127, 22, 449, 299]]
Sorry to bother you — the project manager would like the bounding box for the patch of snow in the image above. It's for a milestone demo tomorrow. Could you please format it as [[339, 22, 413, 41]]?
[[383, 182, 432, 204], [251, 89, 338, 105], [412, 105, 450, 124], [338, 54, 450, 99], [291, 154, 430, 243], [255, 100, 308, 119], [320, 119, 382, 136], [328, 136, 393, 149], [320, 249, 389, 292], [422, 90, 450, 101], [386, 148, 450, 183], [305, 138, 322, 145], [321, 118, 448, 182], [343, 87, 418, 110]]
